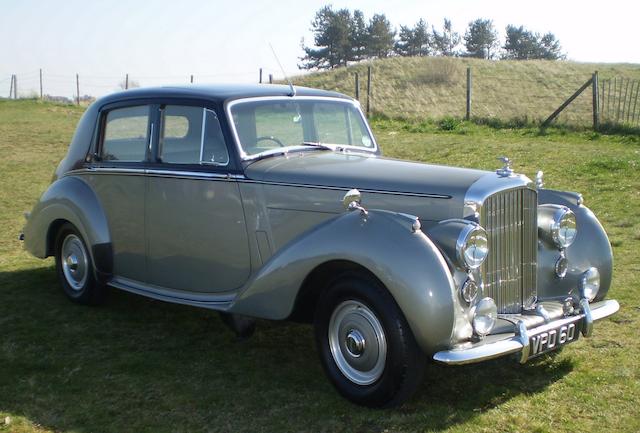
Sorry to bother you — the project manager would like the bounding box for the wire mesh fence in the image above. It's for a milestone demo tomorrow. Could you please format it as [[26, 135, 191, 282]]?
[[3, 60, 640, 130]]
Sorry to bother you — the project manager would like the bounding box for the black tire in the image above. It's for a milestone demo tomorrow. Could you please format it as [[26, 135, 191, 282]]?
[[314, 272, 426, 408], [54, 222, 106, 305]]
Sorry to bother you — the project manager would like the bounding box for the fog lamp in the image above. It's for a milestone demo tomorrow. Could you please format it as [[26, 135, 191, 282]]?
[[579, 267, 600, 301], [461, 278, 479, 304], [472, 297, 497, 337]]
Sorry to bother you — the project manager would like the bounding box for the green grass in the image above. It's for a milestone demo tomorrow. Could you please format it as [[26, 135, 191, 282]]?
[[1, 100, 639, 433], [293, 57, 640, 127]]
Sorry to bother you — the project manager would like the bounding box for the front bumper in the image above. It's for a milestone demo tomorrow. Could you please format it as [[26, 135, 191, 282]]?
[[433, 299, 619, 365]]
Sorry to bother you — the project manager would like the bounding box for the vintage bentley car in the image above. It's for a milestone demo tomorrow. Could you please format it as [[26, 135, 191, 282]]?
[[22, 84, 619, 407]]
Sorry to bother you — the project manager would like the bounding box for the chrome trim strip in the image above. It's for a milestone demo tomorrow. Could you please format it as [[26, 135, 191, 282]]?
[[238, 178, 452, 199], [433, 299, 619, 365], [224, 96, 379, 160], [145, 169, 232, 180], [109, 276, 236, 309]]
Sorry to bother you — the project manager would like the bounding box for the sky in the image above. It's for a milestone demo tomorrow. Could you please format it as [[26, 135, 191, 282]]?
[[1, 0, 639, 98]]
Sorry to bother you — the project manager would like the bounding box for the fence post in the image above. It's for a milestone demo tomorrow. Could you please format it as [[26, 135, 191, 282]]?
[[366, 66, 372, 117], [76, 74, 80, 105], [631, 81, 639, 125], [9, 75, 14, 99], [466, 67, 472, 121], [39, 69, 43, 99], [592, 71, 599, 131], [190, 74, 194, 84], [354, 72, 360, 101], [14, 74, 17, 99], [259, 68, 263, 84], [269, 74, 273, 84], [125, 73, 129, 90]]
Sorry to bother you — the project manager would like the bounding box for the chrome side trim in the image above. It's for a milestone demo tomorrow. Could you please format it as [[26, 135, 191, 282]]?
[[64, 168, 451, 198], [433, 299, 619, 365], [224, 96, 379, 160], [109, 276, 236, 310], [64, 167, 244, 181]]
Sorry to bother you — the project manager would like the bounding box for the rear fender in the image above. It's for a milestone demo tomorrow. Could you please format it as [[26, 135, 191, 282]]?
[[24, 176, 113, 278], [230, 209, 460, 353]]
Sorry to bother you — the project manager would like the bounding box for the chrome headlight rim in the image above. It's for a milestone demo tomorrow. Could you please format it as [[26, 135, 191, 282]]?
[[456, 224, 489, 270], [551, 207, 577, 249], [579, 267, 600, 301]]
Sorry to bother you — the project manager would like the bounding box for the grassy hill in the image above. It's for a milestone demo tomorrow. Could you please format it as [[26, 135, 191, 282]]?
[[293, 57, 640, 126]]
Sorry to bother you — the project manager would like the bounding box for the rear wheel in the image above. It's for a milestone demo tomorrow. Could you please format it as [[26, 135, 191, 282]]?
[[314, 273, 426, 407], [54, 223, 106, 305]]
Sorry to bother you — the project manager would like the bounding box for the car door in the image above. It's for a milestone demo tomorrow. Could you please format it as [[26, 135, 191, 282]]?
[[87, 103, 154, 282], [145, 103, 251, 293]]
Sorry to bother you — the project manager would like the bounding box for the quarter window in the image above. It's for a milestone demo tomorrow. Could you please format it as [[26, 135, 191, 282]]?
[[159, 106, 229, 165], [102, 106, 150, 161]]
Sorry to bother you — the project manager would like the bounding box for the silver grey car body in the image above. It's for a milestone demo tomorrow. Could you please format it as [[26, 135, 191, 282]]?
[[23, 84, 619, 406]]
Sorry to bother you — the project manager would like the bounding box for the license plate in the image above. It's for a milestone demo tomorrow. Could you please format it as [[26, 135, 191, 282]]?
[[529, 319, 581, 358]]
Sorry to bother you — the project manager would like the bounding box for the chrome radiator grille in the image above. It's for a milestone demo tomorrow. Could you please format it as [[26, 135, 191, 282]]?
[[480, 187, 537, 314]]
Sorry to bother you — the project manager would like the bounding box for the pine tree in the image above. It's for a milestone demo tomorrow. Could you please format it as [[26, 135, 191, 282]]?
[[366, 13, 396, 58], [464, 19, 499, 59], [503, 25, 565, 60], [299, 6, 354, 69], [432, 18, 461, 56]]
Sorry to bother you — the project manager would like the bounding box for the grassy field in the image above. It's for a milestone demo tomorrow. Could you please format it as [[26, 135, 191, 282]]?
[[293, 57, 640, 126], [1, 100, 639, 433]]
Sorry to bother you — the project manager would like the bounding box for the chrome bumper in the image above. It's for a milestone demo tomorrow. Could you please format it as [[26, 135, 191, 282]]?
[[433, 299, 620, 365]]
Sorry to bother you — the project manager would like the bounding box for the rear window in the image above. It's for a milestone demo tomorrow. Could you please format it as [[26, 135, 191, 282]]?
[[102, 106, 150, 162]]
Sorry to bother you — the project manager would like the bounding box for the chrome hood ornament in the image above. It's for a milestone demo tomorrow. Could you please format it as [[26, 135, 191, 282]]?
[[496, 156, 514, 177]]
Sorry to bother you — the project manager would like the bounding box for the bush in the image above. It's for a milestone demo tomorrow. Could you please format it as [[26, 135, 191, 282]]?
[[438, 116, 461, 131]]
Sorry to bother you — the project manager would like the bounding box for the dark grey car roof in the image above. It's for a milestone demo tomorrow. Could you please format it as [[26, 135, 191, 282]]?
[[95, 83, 352, 106]]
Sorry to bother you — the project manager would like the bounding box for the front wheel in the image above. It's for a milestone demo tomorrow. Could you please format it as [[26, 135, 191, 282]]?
[[314, 274, 426, 407], [54, 223, 106, 305]]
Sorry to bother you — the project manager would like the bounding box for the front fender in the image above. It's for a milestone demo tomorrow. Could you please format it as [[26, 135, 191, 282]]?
[[230, 210, 459, 354], [23, 175, 113, 277], [538, 189, 613, 301]]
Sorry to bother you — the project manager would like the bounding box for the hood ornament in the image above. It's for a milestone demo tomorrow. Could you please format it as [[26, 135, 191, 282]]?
[[535, 170, 544, 189], [496, 156, 514, 177]]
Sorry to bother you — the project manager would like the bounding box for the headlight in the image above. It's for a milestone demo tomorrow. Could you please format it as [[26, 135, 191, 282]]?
[[579, 267, 600, 301], [472, 297, 497, 337], [456, 225, 488, 270], [551, 208, 577, 248]]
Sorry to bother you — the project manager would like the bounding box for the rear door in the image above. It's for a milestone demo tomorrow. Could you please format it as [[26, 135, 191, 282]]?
[[87, 103, 154, 282], [145, 103, 251, 293]]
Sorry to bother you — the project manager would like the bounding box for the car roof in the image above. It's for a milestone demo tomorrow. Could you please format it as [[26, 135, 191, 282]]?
[[95, 83, 352, 106]]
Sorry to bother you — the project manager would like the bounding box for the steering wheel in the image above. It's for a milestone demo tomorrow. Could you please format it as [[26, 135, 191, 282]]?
[[256, 135, 285, 147]]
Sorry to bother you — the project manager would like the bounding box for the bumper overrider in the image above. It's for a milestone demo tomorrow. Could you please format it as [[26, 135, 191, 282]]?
[[434, 299, 620, 365]]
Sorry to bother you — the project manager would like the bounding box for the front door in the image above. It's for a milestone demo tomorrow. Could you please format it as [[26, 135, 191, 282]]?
[[145, 104, 251, 293]]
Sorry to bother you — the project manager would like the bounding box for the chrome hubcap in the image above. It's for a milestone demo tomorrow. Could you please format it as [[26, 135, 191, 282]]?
[[61, 234, 88, 291], [328, 300, 387, 385]]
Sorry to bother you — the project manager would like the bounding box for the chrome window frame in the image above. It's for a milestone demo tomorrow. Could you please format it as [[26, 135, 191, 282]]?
[[224, 96, 379, 161], [159, 106, 229, 167]]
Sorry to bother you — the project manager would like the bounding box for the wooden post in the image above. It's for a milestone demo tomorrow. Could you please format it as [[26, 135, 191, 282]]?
[[600, 78, 605, 119], [39, 69, 43, 99], [354, 72, 360, 101], [366, 66, 372, 116], [606, 78, 611, 120], [466, 67, 472, 120], [9, 75, 14, 99], [622, 78, 630, 122], [190, 74, 194, 84], [259, 68, 263, 83], [76, 73, 80, 105], [125, 73, 129, 90], [542, 77, 593, 127], [14, 74, 17, 99], [631, 80, 639, 125], [269, 74, 273, 84], [592, 71, 599, 130]]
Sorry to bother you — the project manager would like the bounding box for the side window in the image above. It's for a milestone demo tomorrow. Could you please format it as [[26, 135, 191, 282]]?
[[160, 105, 229, 166], [102, 106, 150, 161]]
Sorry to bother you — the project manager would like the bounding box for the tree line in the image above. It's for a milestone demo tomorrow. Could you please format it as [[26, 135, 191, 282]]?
[[299, 6, 565, 70]]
